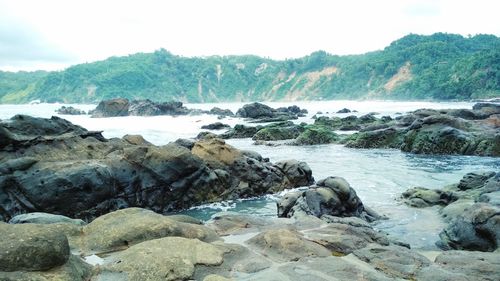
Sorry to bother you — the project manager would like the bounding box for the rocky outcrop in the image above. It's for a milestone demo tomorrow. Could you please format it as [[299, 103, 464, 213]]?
[[401, 172, 500, 251], [348, 103, 500, 156], [0, 115, 312, 221], [236, 102, 307, 122], [277, 176, 381, 222], [294, 125, 339, 145], [201, 122, 230, 130], [91, 98, 192, 117], [91, 98, 130, 117], [55, 106, 86, 115]]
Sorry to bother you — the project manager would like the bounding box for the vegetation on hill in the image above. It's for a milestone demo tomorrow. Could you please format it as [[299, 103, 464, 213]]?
[[0, 33, 498, 103]]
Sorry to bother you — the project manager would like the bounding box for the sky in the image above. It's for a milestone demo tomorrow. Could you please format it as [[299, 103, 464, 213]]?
[[0, 0, 499, 71]]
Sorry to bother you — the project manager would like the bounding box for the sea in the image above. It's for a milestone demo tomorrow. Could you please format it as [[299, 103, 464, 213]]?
[[1, 100, 498, 249]]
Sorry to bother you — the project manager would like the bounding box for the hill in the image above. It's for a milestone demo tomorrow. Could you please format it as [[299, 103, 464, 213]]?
[[0, 33, 499, 103]]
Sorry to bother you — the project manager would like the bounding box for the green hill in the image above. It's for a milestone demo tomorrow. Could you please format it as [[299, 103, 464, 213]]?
[[1, 33, 499, 103]]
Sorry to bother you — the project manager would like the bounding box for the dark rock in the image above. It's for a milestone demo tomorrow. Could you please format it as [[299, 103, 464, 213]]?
[[277, 176, 380, 222], [252, 123, 304, 141], [56, 106, 86, 115], [458, 171, 497, 191], [437, 203, 499, 251], [219, 124, 261, 139], [196, 131, 218, 140], [0, 223, 70, 271], [0, 116, 312, 221], [122, 134, 152, 146], [346, 127, 404, 149], [275, 159, 314, 187], [472, 102, 500, 115], [91, 98, 130, 117], [294, 125, 338, 145], [201, 122, 230, 130], [174, 138, 196, 150], [208, 107, 234, 117], [336, 108, 351, 113], [236, 102, 275, 119]]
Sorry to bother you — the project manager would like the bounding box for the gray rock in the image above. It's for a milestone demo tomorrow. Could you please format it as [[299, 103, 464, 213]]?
[[401, 187, 457, 207], [275, 159, 314, 187], [458, 171, 497, 191], [9, 212, 86, 226], [353, 245, 431, 279], [437, 203, 499, 251], [0, 223, 70, 271], [246, 228, 331, 262], [433, 250, 500, 281]]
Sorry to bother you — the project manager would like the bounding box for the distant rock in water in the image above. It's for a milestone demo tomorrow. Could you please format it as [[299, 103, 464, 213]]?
[[55, 106, 86, 115], [236, 102, 307, 122], [90, 98, 191, 117], [0, 115, 313, 221], [336, 108, 351, 113], [201, 122, 230, 130]]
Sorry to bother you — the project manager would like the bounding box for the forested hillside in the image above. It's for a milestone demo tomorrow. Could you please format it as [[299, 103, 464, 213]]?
[[1, 33, 498, 103]]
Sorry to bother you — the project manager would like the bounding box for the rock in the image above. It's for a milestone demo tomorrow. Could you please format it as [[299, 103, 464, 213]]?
[[81, 208, 219, 253], [294, 125, 338, 145], [303, 220, 390, 255], [437, 203, 499, 251], [472, 102, 500, 115], [336, 108, 351, 113], [236, 102, 275, 119], [0, 255, 94, 281], [197, 131, 218, 140], [275, 256, 393, 281], [91, 98, 130, 117], [353, 245, 431, 279], [122, 134, 152, 145], [129, 99, 190, 116], [277, 177, 379, 222], [219, 124, 261, 139], [252, 123, 304, 141], [0, 223, 70, 271], [346, 127, 404, 149], [209, 107, 234, 117], [0, 116, 312, 221], [174, 138, 196, 149], [8, 212, 85, 226], [201, 122, 231, 130], [246, 228, 331, 262], [275, 159, 314, 187], [479, 191, 500, 206], [440, 199, 475, 221], [401, 187, 457, 207], [432, 250, 500, 280], [457, 171, 497, 191], [55, 106, 86, 115], [101, 237, 224, 281], [207, 212, 277, 236]]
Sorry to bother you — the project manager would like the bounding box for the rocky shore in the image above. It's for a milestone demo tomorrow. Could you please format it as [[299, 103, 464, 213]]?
[[1, 103, 499, 280]]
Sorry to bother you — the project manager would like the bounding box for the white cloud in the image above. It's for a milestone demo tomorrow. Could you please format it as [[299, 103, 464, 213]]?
[[0, 0, 499, 71]]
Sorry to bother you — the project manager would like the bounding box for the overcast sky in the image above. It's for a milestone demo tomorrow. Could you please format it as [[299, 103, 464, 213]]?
[[1, 0, 499, 71]]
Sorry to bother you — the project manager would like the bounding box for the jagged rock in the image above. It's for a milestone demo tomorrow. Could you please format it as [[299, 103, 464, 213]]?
[[353, 245, 432, 279], [80, 208, 218, 254], [236, 102, 305, 122], [0, 223, 70, 271], [437, 203, 499, 251], [277, 176, 380, 222], [246, 228, 331, 262], [55, 106, 86, 115], [101, 237, 224, 281], [201, 122, 231, 130], [8, 212, 85, 226], [457, 171, 497, 191]]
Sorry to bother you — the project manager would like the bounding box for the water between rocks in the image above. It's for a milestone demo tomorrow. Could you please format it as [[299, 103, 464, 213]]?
[[1, 100, 498, 249]]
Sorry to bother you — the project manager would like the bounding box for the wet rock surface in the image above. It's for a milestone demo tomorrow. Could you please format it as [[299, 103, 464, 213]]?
[[0, 116, 312, 221], [55, 106, 86, 115]]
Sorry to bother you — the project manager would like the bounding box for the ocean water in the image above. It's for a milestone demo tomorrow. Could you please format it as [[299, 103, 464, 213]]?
[[1, 100, 497, 249]]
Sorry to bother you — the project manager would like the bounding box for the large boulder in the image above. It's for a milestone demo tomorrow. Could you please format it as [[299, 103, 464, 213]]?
[[0, 223, 70, 271], [277, 176, 380, 222], [80, 208, 219, 254], [294, 125, 338, 145], [236, 102, 275, 119], [401, 187, 457, 208]]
